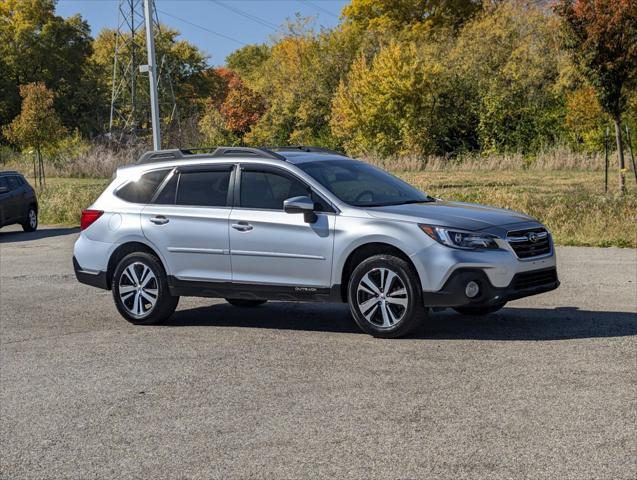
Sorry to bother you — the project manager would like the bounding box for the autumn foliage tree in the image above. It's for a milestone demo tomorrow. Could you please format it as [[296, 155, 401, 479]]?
[[220, 76, 266, 135], [199, 68, 265, 144], [2, 83, 66, 187], [556, 0, 637, 193]]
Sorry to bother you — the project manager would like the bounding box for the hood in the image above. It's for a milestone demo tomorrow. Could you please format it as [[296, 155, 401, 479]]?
[[365, 200, 535, 230]]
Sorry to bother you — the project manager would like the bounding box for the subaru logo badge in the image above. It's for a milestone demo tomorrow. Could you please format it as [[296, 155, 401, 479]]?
[[527, 232, 539, 243]]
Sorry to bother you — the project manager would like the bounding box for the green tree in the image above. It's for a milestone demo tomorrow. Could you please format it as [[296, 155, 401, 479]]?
[[0, 0, 94, 134], [246, 18, 361, 147], [342, 0, 481, 32], [226, 44, 271, 81], [556, 0, 637, 193], [453, 1, 566, 153], [331, 41, 473, 156], [564, 85, 608, 151], [199, 107, 239, 146], [3, 83, 66, 187]]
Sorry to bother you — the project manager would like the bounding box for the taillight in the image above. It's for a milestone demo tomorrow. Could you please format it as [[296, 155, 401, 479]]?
[[80, 209, 104, 231]]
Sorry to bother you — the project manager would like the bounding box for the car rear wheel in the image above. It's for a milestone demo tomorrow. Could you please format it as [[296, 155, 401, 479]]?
[[112, 252, 179, 325], [347, 254, 426, 338], [225, 299, 267, 307], [21, 206, 37, 232], [453, 302, 506, 316]]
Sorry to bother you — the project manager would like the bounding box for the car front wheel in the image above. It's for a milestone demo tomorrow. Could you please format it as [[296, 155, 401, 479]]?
[[112, 252, 179, 325], [347, 254, 426, 338]]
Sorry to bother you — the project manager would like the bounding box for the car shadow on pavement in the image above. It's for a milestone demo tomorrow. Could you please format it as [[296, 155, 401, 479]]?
[[422, 306, 637, 341], [0, 227, 79, 243], [164, 303, 637, 341], [166, 302, 361, 334]]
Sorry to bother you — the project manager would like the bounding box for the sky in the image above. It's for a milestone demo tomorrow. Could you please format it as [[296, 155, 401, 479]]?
[[55, 0, 349, 66]]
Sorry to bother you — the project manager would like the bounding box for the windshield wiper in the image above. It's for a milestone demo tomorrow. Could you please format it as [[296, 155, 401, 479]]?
[[361, 197, 434, 207], [396, 197, 435, 205]]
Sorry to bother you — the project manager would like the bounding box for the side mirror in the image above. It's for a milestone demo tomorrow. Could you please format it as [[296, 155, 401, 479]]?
[[0, 186, 8, 194], [284, 195, 317, 223]]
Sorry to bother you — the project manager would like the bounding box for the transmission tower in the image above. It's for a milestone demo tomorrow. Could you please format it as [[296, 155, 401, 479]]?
[[109, 0, 179, 148]]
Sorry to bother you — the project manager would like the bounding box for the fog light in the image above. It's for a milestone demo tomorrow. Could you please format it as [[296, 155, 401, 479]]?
[[465, 281, 480, 298]]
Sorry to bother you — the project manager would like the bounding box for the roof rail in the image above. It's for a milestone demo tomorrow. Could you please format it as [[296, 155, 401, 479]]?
[[137, 149, 185, 164], [271, 146, 347, 156], [210, 147, 285, 160], [137, 146, 285, 164]]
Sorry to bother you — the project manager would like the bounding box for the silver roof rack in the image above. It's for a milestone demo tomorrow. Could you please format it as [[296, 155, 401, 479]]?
[[137, 146, 285, 164], [270, 146, 346, 156]]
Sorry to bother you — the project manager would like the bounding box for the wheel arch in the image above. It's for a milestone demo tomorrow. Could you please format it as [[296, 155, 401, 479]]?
[[106, 241, 166, 289], [338, 242, 420, 302]]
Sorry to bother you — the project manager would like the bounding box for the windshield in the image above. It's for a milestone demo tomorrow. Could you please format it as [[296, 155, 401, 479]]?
[[296, 159, 430, 207]]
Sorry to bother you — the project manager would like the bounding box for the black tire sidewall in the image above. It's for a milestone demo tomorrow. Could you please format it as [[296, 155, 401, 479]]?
[[347, 254, 425, 338], [22, 207, 37, 232], [112, 252, 177, 325]]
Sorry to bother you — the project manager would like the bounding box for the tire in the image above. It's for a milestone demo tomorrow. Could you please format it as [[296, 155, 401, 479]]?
[[453, 302, 506, 316], [225, 299, 267, 307], [112, 252, 179, 325], [347, 254, 426, 338], [21, 206, 37, 232]]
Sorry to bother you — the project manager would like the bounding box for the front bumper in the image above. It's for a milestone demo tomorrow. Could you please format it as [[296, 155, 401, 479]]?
[[421, 267, 559, 307]]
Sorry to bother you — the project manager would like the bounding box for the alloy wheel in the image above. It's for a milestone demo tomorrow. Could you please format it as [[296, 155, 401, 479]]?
[[118, 261, 158, 318], [356, 267, 409, 329], [28, 209, 37, 229]]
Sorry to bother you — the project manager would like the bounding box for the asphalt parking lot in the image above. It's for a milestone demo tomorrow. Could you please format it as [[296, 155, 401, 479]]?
[[1, 226, 636, 479]]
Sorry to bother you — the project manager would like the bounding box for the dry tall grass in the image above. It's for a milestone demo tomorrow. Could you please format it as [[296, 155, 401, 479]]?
[[2, 144, 627, 178], [1, 143, 146, 179], [364, 147, 610, 172]]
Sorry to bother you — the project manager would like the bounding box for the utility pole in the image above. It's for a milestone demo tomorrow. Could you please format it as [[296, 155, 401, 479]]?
[[143, 0, 161, 150], [110, 0, 177, 148]]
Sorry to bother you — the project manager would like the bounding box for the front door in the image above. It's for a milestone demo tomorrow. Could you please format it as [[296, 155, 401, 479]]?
[[229, 166, 335, 287], [0, 177, 20, 224], [142, 166, 234, 282]]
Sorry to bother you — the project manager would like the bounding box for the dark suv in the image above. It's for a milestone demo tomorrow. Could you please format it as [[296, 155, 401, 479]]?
[[0, 171, 38, 232]]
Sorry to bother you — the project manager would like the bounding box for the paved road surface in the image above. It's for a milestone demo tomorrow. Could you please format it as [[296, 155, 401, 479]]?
[[1, 226, 636, 479]]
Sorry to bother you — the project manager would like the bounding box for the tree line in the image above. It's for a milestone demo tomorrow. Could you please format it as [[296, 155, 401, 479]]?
[[1, 0, 635, 188]]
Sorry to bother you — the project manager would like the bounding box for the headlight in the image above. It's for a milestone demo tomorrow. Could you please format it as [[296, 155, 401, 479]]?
[[419, 224, 499, 250]]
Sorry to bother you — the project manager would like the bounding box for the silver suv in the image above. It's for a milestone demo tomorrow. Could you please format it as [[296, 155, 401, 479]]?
[[73, 147, 559, 338]]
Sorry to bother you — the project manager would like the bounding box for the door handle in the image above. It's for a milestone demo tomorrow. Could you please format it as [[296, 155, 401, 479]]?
[[231, 221, 253, 232], [150, 215, 169, 225]]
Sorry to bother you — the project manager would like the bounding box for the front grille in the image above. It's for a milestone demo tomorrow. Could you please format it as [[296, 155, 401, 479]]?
[[512, 268, 558, 290], [507, 227, 551, 259]]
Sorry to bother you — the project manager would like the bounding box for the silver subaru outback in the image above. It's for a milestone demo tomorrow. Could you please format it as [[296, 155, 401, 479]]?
[[73, 146, 559, 338]]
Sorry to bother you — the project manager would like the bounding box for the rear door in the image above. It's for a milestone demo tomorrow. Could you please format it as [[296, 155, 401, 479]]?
[[228, 165, 335, 287], [141, 165, 234, 282]]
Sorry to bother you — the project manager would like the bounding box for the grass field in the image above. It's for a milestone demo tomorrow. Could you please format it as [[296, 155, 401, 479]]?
[[27, 171, 637, 248]]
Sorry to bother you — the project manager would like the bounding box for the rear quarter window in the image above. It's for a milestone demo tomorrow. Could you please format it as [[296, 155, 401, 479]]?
[[115, 169, 170, 204]]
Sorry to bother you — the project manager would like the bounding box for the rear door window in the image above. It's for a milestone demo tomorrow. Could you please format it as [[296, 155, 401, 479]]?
[[116, 169, 170, 204], [153, 173, 178, 205], [175, 170, 232, 207]]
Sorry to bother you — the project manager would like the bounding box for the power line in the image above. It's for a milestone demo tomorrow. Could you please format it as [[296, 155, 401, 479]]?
[[157, 8, 248, 46], [299, 0, 339, 19], [207, 0, 283, 33]]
